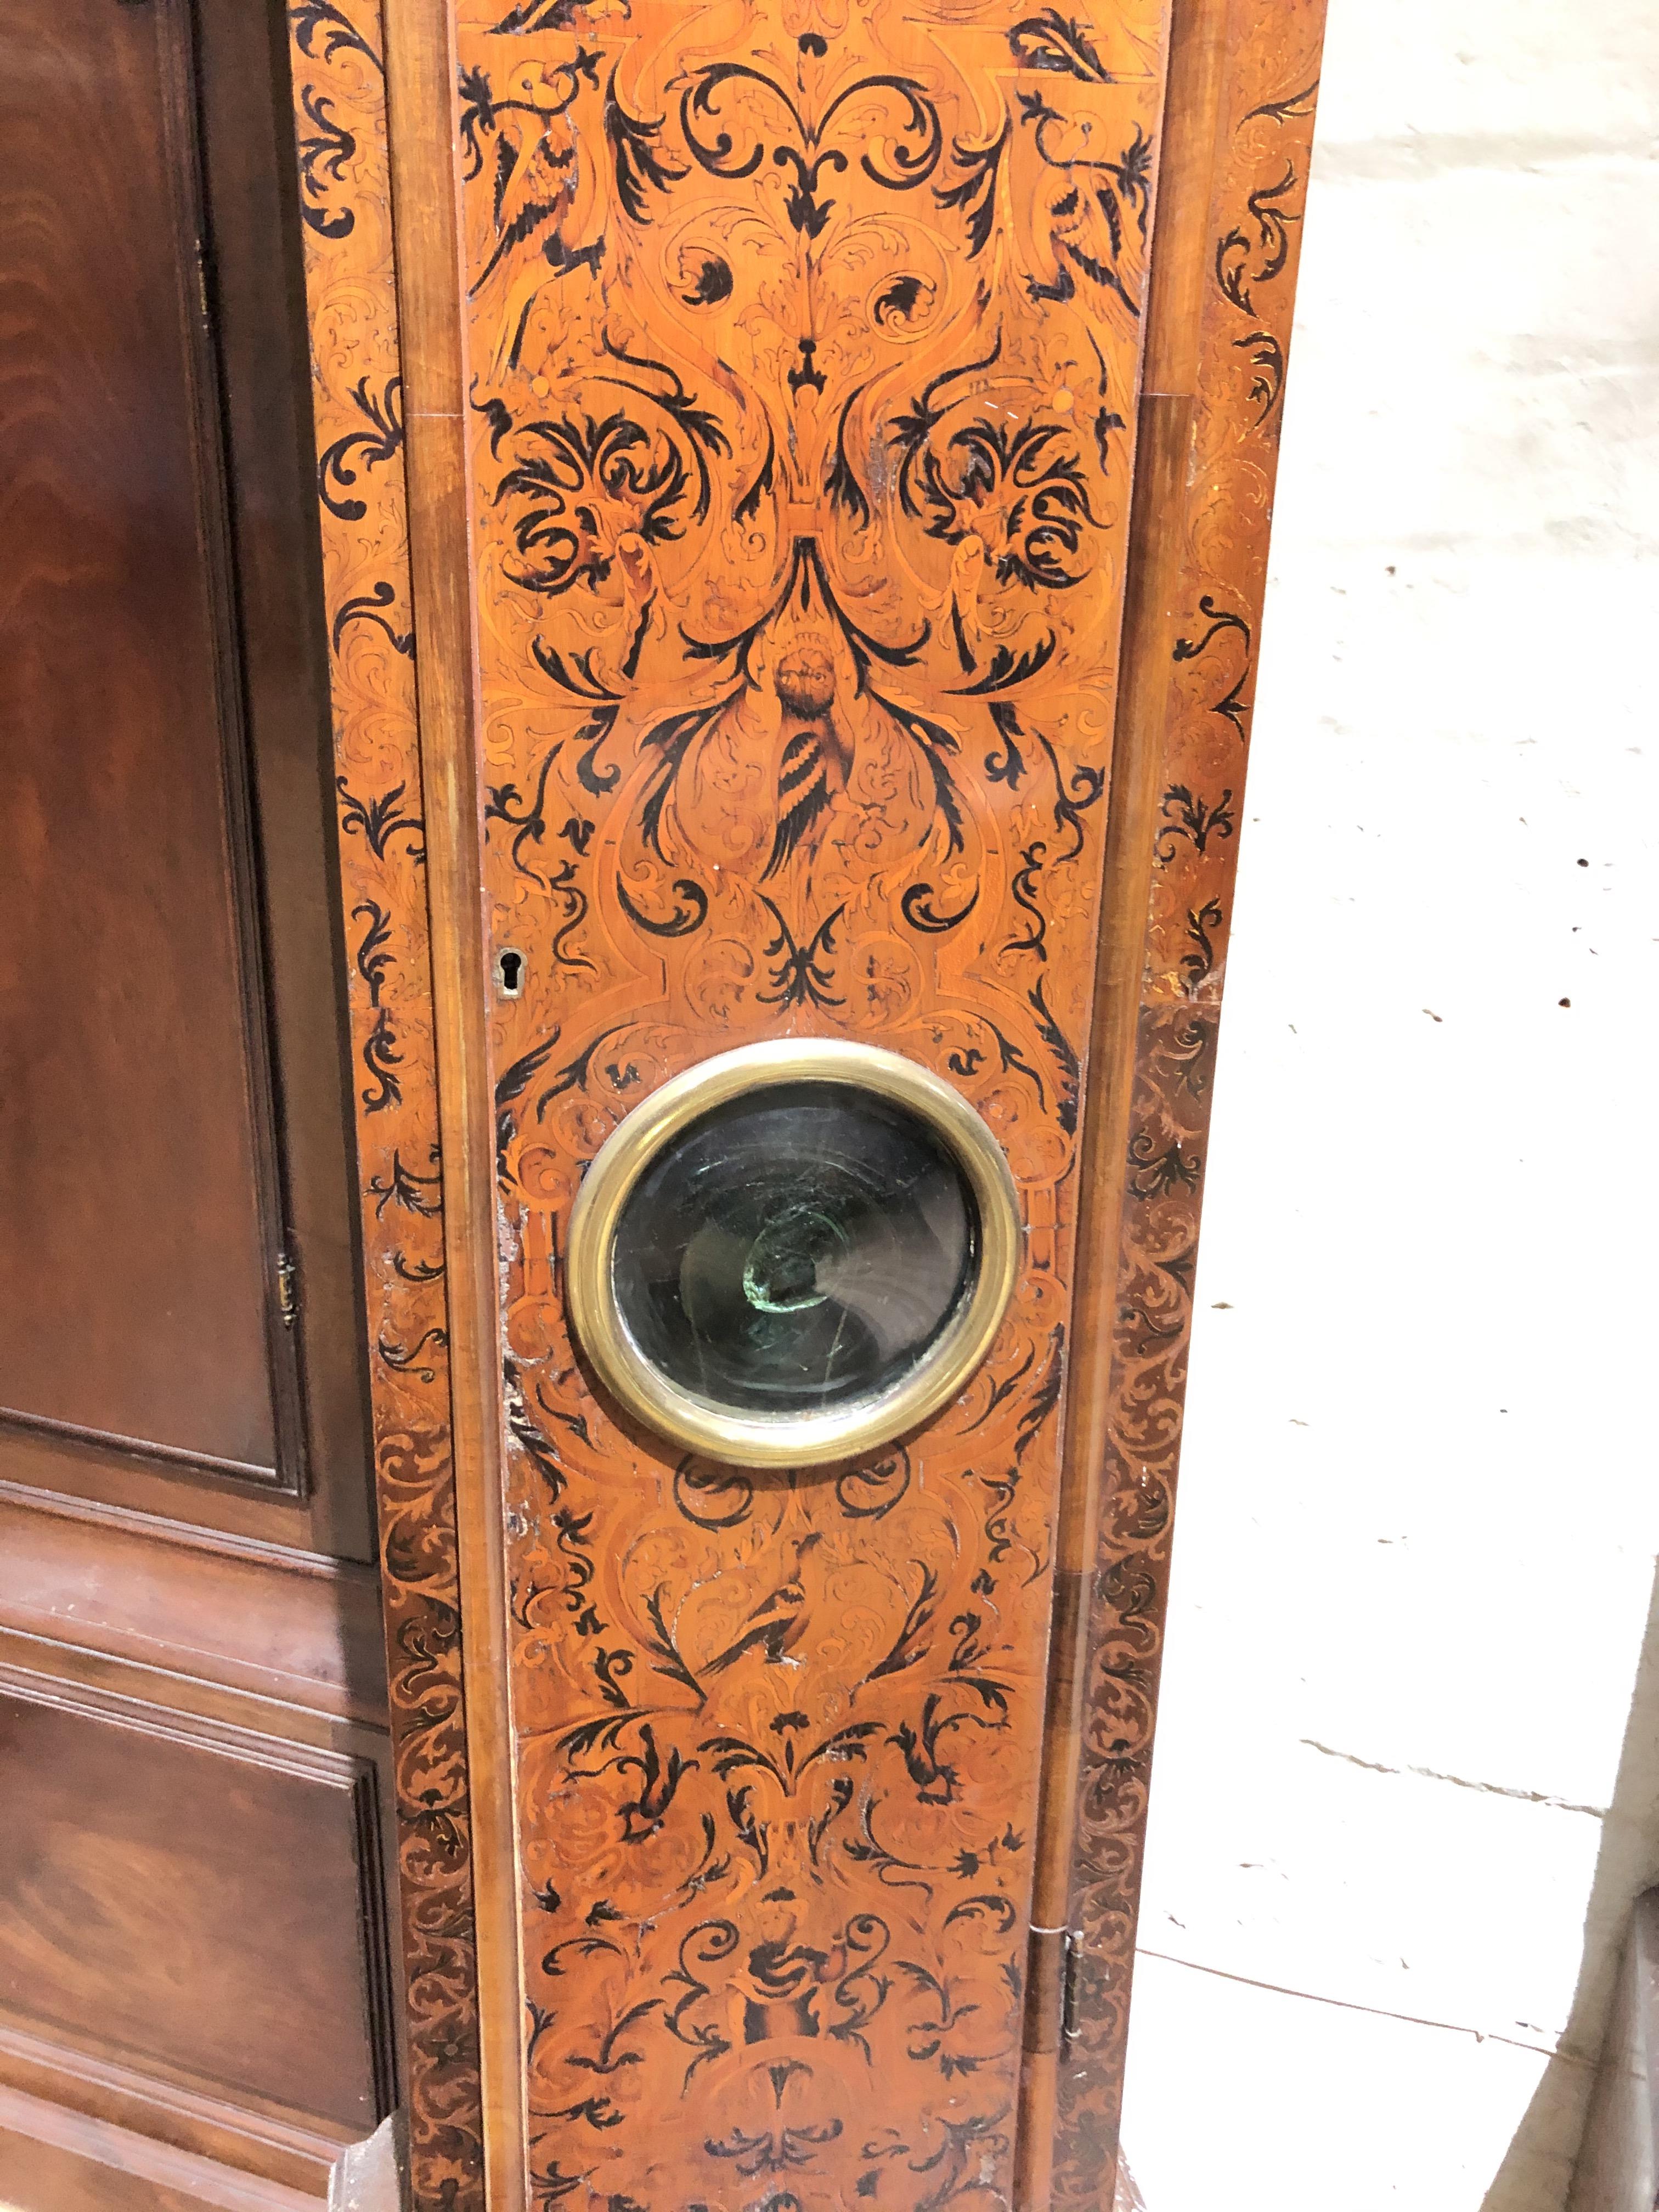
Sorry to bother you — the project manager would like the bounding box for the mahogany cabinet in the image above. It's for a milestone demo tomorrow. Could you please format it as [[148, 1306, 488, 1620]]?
[[0, 0, 1324, 2205], [0, 0, 397, 2201]]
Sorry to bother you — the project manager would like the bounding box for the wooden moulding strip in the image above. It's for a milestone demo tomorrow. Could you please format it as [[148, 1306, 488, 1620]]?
[[380, 1, 526, 2203], [0, 2078, 326, 2209], [0, 2020, 342, 2202], [0, 1482, 388, 1725], [1014, 3, 1233, 2200], [1020, 0, 1328, 2202]]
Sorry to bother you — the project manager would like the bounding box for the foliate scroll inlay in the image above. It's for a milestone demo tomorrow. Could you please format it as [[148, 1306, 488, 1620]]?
[[459, 2, 1167, 2202], [285, 2, 484, 2204], [1054, 1, 1326, 2194]]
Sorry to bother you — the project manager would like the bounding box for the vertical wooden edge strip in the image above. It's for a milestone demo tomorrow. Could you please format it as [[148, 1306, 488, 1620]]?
[[281, 4, 484, 2212], [282, 2, 487, 2204], [381, 0, 527, 2203], [1014, 4, 1226, 2199], [1048, 0, 1329, 2200]]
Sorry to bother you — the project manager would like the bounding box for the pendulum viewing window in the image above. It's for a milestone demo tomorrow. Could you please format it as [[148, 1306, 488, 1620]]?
[[565, 1041, 1022, 1468], [611, 1081, 979, 1416]]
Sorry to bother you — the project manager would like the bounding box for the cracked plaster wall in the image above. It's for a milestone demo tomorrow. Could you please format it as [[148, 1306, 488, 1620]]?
[[1117, 1, 1659, 2205]]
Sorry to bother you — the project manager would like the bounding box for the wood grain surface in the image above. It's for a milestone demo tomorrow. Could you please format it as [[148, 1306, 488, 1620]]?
[[1051, 1, 1326, 2197], [456, 3, 1167, 2204], [0, 0, 281, 1477], [284, 0, 1324, 2203], [281, 2, 486, 2202], [382, 0, 531, 2198], [0, 1485, 388, 1725], [0, 0, 374, 1549], [0, 2077, 326, 2211], [0, 1678, 392, 2138]]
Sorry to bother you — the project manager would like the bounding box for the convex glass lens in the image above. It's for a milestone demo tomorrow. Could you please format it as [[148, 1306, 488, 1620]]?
[[609, 1080, 980, 1416]]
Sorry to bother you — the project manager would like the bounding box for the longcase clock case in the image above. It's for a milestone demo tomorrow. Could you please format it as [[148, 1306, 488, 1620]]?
[[285, 0, 1326, 2204]]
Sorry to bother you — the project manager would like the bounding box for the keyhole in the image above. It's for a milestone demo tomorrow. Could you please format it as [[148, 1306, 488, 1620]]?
[[495, 947, 524, 998]]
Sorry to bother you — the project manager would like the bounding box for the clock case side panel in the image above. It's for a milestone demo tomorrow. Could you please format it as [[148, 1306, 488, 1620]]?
[[1025, 0, 1329, 2198]]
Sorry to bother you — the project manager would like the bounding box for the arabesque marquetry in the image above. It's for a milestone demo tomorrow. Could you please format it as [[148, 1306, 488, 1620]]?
[[1052, 0, 1327, 2195], [458, 1, 1167, 2204], [285, 0, 1323, 2203], [284, 3, 486, 2203]]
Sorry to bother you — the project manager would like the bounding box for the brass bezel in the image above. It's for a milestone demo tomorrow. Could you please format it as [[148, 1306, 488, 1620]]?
[[565, 1039, 1022, 1469]]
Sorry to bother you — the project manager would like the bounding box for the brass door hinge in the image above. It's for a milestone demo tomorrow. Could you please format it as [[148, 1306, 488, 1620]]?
[[276, 1251, 299, 1329]]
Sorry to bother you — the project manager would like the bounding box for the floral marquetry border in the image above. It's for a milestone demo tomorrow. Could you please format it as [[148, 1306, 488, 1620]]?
[[284, 2, 486, 2204], [1053, 0, 1328, 2196]]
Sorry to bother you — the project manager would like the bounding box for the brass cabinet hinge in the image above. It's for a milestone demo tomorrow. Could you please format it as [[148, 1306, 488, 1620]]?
[[276, 1251, 299, 1329]]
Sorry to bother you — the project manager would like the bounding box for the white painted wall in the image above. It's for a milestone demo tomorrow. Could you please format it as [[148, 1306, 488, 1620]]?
[[1118, 3, 1659, 2206]]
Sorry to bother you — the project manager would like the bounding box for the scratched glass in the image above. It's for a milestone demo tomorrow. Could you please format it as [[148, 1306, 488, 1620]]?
[[610, 1081, 979, 1417]]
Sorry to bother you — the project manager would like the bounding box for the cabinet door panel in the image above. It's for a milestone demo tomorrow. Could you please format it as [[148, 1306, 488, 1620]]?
[[0, 0, 369, 1532], [455, 5, 1163, 2204], [0, 1683, 391, 2139], [0, 2, 397, 2201], [0, 0, 278, 1476]]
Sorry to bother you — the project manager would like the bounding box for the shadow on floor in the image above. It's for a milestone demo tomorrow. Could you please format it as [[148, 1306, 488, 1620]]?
[[1480, 1556, 1659, 2212]]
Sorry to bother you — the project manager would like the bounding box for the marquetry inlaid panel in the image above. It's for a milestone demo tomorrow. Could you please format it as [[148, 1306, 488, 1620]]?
[[457, 3, 1167, 2204], [282, 4, 484, 2203], [1054, 2, 1327, 2190]]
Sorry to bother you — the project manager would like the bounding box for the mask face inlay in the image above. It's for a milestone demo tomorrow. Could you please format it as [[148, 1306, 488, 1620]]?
[[566, 1041, 1020, 1467]]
